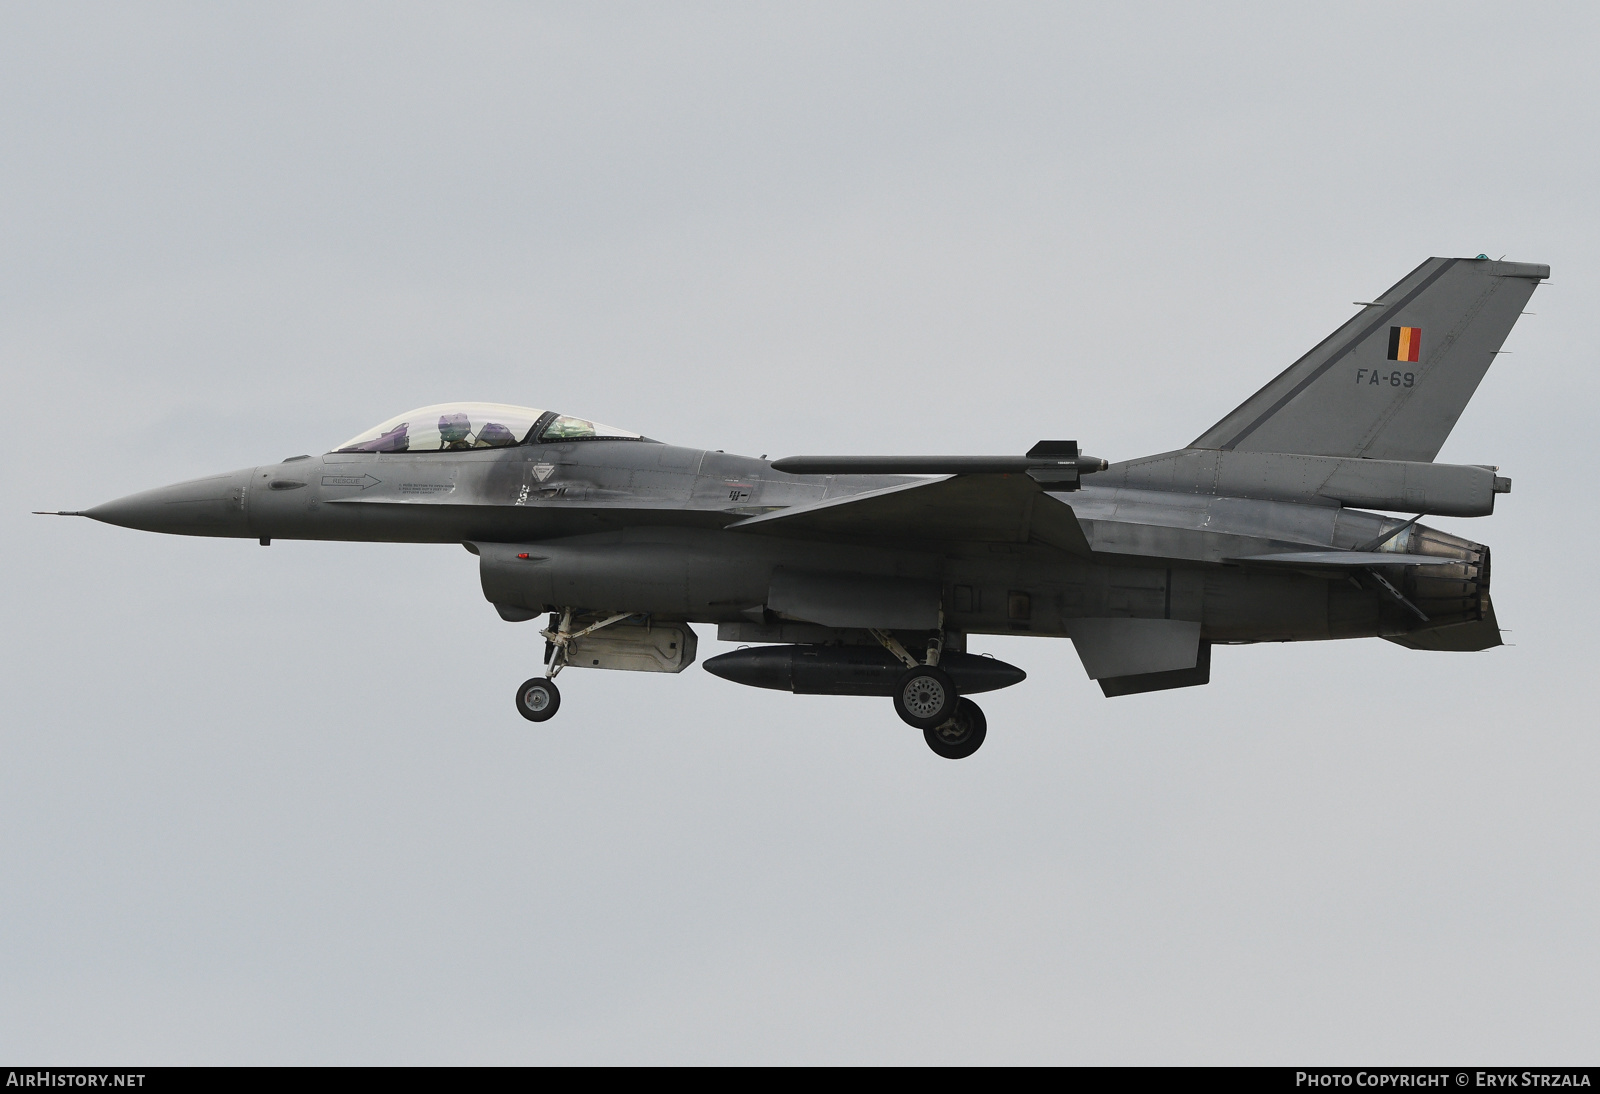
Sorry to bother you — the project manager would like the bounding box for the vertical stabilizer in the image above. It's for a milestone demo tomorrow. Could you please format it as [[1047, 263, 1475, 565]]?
[[1192, 257, 1546, 461]]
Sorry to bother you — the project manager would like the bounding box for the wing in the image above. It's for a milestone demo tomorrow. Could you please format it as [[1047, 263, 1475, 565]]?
[[726, 474, 1092, 556]]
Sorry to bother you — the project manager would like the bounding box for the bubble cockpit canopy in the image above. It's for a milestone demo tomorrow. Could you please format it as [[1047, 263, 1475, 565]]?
[[333, 403, 643, 453]]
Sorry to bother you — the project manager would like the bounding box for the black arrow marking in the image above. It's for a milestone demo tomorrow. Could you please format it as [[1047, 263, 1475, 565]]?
[[321, 474, 382, 490]]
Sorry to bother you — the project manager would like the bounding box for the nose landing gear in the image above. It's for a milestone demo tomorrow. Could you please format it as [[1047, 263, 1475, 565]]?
[[512, 607, 632, 724]]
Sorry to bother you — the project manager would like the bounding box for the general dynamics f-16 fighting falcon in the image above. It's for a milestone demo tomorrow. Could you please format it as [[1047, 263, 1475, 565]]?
[[42, 256, 1542, 758]]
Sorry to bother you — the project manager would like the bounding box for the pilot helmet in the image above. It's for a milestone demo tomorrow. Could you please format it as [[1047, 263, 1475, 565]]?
[[438, 412, 472, 445]]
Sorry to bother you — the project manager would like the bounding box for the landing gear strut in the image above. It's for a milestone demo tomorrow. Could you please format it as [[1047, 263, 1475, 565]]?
[[512, 607, 632, 723], [871, 621, 986, 757]]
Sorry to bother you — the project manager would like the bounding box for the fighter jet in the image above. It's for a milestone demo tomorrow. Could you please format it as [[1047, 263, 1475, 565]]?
[[42, 256, 1541, 758]]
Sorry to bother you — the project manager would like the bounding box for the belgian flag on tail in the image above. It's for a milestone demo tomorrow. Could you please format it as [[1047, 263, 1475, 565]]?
[[1388, 326, 1421, 362]]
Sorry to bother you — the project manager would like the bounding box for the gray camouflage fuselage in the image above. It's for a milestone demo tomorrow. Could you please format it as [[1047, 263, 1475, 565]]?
[[85, 437, 1490, 651]]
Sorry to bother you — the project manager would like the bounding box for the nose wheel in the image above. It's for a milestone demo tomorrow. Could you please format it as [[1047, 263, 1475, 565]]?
[[516, 677, 561, 722], [924, 698, 986, 759]]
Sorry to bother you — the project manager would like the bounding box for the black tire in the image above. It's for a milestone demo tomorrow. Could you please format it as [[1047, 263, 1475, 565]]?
[[516, 677, 561, 722], [924, 698, 987, 759], [892, 665, 958, 729]]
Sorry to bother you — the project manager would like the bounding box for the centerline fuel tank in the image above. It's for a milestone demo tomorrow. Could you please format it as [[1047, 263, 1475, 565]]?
[[703, 645, 1026, 697]]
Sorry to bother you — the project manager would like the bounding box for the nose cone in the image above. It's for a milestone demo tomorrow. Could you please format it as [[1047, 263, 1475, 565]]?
[[86, 467, 254, 537]]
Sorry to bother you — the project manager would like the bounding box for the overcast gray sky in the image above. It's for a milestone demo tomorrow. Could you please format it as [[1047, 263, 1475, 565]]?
[[3, 2, 1598, 1064]]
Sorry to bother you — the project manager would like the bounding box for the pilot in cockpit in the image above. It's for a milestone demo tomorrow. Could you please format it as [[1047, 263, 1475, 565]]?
[[438, 411, 521, 449], [438, 412, 475, 450], [334, 403, 641, 454]]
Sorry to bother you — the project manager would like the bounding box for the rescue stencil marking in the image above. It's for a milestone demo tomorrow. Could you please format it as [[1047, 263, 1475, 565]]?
[[321, 474, 381, 489]]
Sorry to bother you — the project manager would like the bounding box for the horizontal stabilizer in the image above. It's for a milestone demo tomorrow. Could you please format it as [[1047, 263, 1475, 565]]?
[[1384, 593, 1502, 652]]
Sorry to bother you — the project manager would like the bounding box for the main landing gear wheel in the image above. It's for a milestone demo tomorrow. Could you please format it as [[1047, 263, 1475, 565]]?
[[516, 677, 561, 722], [893, 665, 958, 729], [924, 698, 987, 760]]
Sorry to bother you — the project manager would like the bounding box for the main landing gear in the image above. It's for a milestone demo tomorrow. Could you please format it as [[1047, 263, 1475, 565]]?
[[924, 698, 987, 760], [873, 626, 987, 759], [513, 607, 632, 723]]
